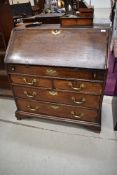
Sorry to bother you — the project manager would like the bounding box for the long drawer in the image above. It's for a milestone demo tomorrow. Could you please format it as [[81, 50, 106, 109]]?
[[13, 85, 100, 109], [16, 99, 99, 123], [8, 64, 105, 81]]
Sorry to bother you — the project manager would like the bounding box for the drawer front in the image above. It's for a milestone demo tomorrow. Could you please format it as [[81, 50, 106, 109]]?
[[8, 64, 105, 81], [54, 79, 103, 95], [9, 74, 52, 88], [13, 86, 100, 109], [16, 99, 99, 123]]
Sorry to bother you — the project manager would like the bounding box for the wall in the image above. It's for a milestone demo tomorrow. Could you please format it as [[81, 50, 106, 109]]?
[[85, 0, 111, 18], [85, 0, 111, 8]]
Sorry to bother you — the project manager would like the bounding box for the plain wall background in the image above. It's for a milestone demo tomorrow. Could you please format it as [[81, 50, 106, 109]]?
[[85, 0, 111, 8]]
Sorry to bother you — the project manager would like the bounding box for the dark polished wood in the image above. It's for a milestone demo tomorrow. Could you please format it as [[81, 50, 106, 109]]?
[[23, 13, 64, 24], [8, 64, 106, 80], [0, 0, 13, 97], [15, 110, 101, 131], [16, 98, 99, 123], [12, 85, 101, 109], [5, 28, 109, 69], [0, 0, 13, 45], [5, 25, 110, 131]]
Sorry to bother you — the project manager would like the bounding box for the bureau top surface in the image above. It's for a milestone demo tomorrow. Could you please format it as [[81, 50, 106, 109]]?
[[5, 26, 110, 69]]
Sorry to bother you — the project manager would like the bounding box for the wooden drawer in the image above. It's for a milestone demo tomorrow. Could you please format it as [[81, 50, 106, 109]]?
[[16, 99, 99, 123], [9, 74, 52, 88], [13, 86, 100, 109], [8, 64, 105, 81], [54, 79, 103, 95]]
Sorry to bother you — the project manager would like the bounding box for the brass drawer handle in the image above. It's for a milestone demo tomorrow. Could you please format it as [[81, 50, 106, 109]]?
[[23, 77, 37, 85], [27, 105, 39, 111], [72, 97, 86, 104], [24, 91, 37, 98], [71, 111, 84, 119], [49, 91, 58, 96], [69, 82, 85, 91], [51, 30, 61, 36], [46, 69, 58, 76]]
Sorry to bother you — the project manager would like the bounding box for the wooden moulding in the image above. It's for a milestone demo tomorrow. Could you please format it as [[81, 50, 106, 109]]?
[[15, 110, 101, 132]]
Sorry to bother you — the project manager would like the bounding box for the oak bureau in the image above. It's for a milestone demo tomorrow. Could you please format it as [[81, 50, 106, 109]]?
[[5, 25, 110, 131]]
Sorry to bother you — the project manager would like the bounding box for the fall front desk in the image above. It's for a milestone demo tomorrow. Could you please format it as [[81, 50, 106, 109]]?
[[5, 24, 110, 131]]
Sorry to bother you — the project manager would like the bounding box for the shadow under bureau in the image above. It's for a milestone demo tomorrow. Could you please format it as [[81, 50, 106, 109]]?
[[5, 26, 110, 131]]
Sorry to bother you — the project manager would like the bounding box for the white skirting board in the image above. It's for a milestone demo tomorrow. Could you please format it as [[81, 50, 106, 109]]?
[[102, 95, 117, 130]]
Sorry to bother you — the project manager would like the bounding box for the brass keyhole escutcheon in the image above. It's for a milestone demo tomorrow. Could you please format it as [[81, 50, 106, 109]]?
[[49, 91, 58, 96], [46, 69, 58, 76], [51, 30, 61, 36]]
